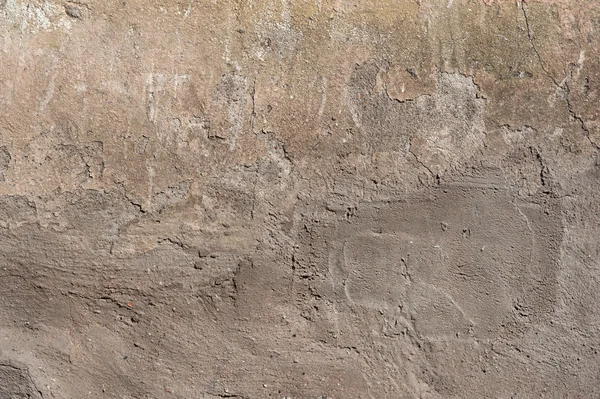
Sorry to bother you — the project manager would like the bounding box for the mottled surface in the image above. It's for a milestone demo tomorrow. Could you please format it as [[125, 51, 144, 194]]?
[[1, 0, 600, 398]]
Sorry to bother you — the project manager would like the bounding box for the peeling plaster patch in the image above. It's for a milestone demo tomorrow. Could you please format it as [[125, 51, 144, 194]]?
[[347, 61, 486, 176]]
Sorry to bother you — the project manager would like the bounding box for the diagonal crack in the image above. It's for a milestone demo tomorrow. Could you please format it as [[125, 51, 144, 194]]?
[[249, 78, 256, 134], [564, 82, 598, 149], [408, 143, 438, 181], [520, 1, 560, 87], [521, 1, 599, 150]]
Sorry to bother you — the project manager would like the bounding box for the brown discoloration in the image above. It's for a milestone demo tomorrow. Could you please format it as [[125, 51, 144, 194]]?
[[1, 0, 600, 398]]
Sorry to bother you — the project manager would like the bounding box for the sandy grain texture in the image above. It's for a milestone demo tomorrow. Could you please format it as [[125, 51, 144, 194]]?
[[1, 0, 600, 397]]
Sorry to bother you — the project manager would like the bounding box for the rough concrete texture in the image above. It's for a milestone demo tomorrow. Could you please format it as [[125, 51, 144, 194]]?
[[1, 0, 600, 397]]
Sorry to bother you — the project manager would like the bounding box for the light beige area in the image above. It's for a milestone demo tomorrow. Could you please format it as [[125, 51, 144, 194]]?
[[1, 0, 600, 397]]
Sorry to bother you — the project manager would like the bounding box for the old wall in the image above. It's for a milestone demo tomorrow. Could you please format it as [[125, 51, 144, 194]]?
[[1, 0, 600, 397]]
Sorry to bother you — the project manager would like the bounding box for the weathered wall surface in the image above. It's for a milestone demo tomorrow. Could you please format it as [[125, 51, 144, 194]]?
[[1, 0, 600, 397]]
